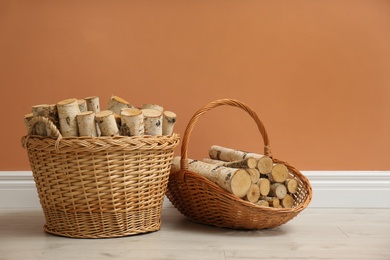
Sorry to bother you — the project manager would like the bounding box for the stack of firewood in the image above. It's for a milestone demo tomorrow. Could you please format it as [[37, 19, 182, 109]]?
[[24, 95, 176, 137], [171, 145, 298, 208]]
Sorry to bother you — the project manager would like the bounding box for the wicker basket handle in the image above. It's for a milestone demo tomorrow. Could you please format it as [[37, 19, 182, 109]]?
[[180, 99, 272, 171], [23, 116, 62, 150]]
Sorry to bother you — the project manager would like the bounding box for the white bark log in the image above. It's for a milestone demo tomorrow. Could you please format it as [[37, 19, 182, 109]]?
[[142, 109, 162, 136], [269, 163, 289, 183], [107, 96, 132, 115], [31, 104, 59, 136], [269, 183, 287, 199], [284, 178, 298, 194], [142, 103, 164, 112], [281, 194, 294, 208], [76, 111, 97, 137], [209, 145, 273, 173], [77, 99, 88, 112], [85, 96, 100, 113], [245, 183, 260, 203], [57, 98, 80, 137], [95, 110, 119, 136], [84, 96, 101, 136], [162, 111, 176, 135], [120, 108, 144, 136], [257, 178, 271, 196], [24, 113, 35, 134], [171, 157, 251, 198], [31, 104, 50, 136]]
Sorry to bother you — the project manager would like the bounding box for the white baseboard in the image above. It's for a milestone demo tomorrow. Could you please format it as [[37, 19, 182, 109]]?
[[1, 171, 389, 208]]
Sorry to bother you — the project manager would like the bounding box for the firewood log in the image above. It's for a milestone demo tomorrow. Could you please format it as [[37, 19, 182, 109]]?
[[57, 98, 80, 137], [171, 157, 252, 198]]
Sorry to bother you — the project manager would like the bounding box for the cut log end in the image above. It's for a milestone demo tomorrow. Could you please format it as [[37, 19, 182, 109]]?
[[246, 183, 260, 203], [230, 169, 252, 198], [257, 156, 273, 174], [271, 163, 289, 183]]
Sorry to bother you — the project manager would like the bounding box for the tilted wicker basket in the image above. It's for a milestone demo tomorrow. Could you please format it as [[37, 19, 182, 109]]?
[[22, 116, 179, 238], [166, 99, 312, 229]]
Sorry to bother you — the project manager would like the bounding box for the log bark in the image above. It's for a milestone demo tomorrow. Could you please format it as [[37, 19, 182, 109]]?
[[171, 157, 252, 198], [281, 194, 294, 208], [31, 104, 50, 136], [57, 98, 80, 137], [257, 178, 271, 196], [120, 108, 144, 136], [226, 158, 257, 169], [269, 183, 287, 199], [245, 183, 260, 203], [107, 95, 132, 115], [85, 96, 100, 113], [284, 178, 298, 194], [31, 104, 59, 136], [142, 109, 162, 136], [270, 163, 289, 183], [95, 110, 119, 136], [208, 145, 273, 173], [76, 111, 97, 137], [77, 99, 88, 112], [202, 158, 224, 165], [162, 111, 176, 135], [84, 96, 101, 136], [142, 103, 164, 112], [24, 113, 35, 134], [203, 157, 257, 170]]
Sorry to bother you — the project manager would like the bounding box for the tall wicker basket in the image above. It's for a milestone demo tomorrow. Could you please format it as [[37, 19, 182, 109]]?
[[22, 116, 179, 238], [166, 99, 312, 230]]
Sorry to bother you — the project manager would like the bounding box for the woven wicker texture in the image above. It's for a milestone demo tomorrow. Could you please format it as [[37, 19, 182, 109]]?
[[22, 116, 179, 238], [166, 99, 312, 229]]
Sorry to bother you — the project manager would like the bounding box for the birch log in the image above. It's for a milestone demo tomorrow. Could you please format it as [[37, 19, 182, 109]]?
[[209, 145, 273, 174], [261, 196, 280, 208], [246, 168, 260, 184], [269, 183, 287, 199], [162, 111, 176, 135], [256, 200, 269, 207], [85, 96, 100, 113], [142, 109, 162, 136], [120, 108, 144, 136], [76, 111, 97, 137], [31, 104, 50, 136], [171, 157, 251, 198], [203, 157, 257, 169], [95, 110, 119, 136], [57, 98, 80, 137], [77, 99, 88, 112], [257, 178, 271, 196], [107, 96, 131, 115], [245, 183, 260, 203], [284, 178, 298, 194], [24, 113, 35, 134], [142, 103, 163, 112], [281, 194, 294, 208], [270, 163, 289, 183], [84, 96, 101, 136]]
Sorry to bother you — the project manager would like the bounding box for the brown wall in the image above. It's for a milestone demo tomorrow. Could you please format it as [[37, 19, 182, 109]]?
[[1, 0, 389, 171]]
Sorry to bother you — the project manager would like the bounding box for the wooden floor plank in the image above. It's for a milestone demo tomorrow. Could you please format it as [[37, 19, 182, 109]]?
[[0, 207, 389, 260]]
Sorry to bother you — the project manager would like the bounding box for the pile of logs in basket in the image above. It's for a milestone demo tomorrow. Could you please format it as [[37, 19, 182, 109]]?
[[172, 145, 298, 208], [24, 95, 176, 137]]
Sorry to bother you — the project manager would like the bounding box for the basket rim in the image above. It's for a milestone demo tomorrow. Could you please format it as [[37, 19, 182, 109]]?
[[22, 132, 180, 152]]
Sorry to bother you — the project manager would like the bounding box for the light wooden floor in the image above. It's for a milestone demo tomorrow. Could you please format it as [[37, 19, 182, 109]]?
[[1, 204, 389, 260]]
